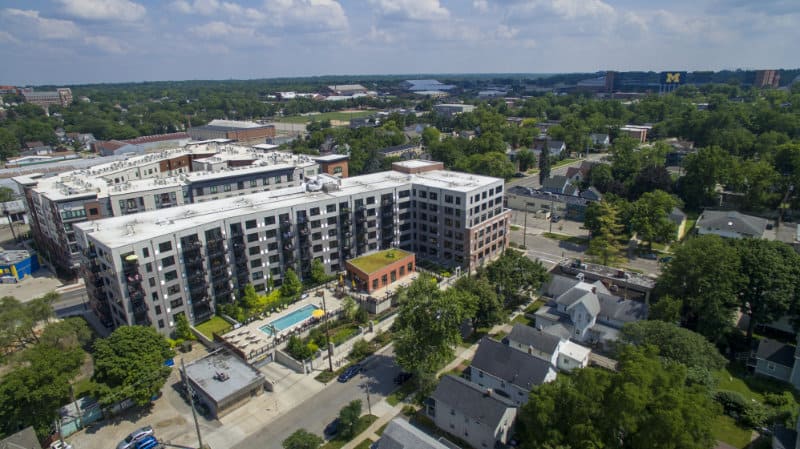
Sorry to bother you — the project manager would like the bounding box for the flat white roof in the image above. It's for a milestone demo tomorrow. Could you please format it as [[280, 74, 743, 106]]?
[[393, 160, 438, 169], [312, 154, 349, 162], [77, 168, 500, 248]]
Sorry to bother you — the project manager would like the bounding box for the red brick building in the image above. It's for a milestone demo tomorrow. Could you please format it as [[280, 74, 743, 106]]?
[[313, 154, 350, 178], [345, 249, 415, 293]]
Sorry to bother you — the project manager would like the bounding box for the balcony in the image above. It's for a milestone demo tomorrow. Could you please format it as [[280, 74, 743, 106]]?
[[356, 216, 367, 224], [211, 270, 228, 282], [206, 233, 224, 244], [129, 289, 145, 301], [85, 248, 97, 258], [340, 207, 351, 214], [214, 286, 232, 297], [93, 278, 104, 288], [297, 216, 308, 225], [235, 259, 248, 268], [193, 308, 213, 323], [299, 227, 309, 236], [188, 271, 206, 283], [283, 242, 295, 251], [340, 218, 352, 226], [381, 199, 393, 207], [207, 244, 225, 257], [122, 260, 139, 275], [126, 273, 143, 284]]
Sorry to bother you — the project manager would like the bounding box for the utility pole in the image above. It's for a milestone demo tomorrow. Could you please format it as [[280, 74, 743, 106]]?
[[549, 197, 554, 233], [321, 292, 334, 372], [522, 208, 528, 248], [361, 382, 372, 415], [181, 358, 204, 449]]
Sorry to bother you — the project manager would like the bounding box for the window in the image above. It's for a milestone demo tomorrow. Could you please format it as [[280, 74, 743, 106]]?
[[326, 204, 336, 213], [158, 319, 165, 329], [430, 192, 437, 200], [247, 233, 259, 243], [245, 219, 257, 229], [145, 262, 153, 273], [252, 271, 263, 280], [142, 247, 150, 257], [155, 305, 162, 315], [333, 166, 343, 174], [366, 197, 375, 205], [311, 220, 322, 228], [158, 241, 172, 252], [224, 184, 232, 192], [170, 298, 183, 308], [148, 278, 156, 287], [161, 256, 175, 267], [327, 217, 337, 225], [445, 194, 453, 203], [328, 229, 337, 237], [265, 229, 276, 238], [210, 186, 218, 194], [89, 207, 98, 215], [312, 232, 322, 240], [249, 246, 260, 256], [419, 191, 427, 199], [167, 285, 180, 295], [250, 179, 258, 187], [264, 216, 276, 226], [164, 270, 178, 282], [310, 207, 320, 216], [399, 190, 410, 198], [250, 259, 262, 268]]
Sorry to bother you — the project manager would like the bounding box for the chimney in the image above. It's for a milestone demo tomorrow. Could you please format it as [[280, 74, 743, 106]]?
[[591, 287, 596, 294]]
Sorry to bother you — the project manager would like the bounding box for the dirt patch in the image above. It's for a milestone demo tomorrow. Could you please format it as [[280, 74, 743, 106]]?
[[154, 416, 188, 428]]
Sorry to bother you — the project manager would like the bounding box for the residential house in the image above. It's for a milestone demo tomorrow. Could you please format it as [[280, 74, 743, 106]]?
[[350, 116, 381, 129], [664, 138, 695, 166], [541, 175, 578, 196], [670, 207, 688, 240], [696, 210, 771, 239], [565, 161, 597, 184], [375, 418, 451, 449], [580, 187, 603, 201], [469, 337, 557, 405], [532, 139, 566, 158], [753, 339, 800, 390], [427, 375, 517, 449], [379, 143, 423, 160], [590, 133, 610, 149], [534, 275, 648, 347], [619, 125, 651, 143], [506, 323, 590, 372]]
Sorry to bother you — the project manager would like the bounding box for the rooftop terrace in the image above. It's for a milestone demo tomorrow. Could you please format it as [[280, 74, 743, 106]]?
[[347, 249, 412, 274]]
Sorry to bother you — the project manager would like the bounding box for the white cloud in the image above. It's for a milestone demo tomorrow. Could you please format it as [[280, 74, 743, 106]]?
[[369, 0, 449, 21], [171, 0, 268, 23], [2, 9, 82, 39], [0, 31, 20, 44], [263, 0, 349, 30], [189, 21, 275, 46], [473, 0, 489, 12], [83, 35, 125, 53], [506, 0, 615, 20], [367, 25, 395, 44], [57, 0, 146, 22]]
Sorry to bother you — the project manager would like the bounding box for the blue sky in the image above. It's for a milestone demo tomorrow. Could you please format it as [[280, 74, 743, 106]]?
[[1, 0, 798, 85]]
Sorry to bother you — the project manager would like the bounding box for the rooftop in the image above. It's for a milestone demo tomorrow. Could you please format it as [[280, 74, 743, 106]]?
[[76, 167, 501, 248], [312, 154, 350, 162], [431, 375, 516, 426], [756, 339, 796, 367], [347, 249, 413, 274], [376, 418, 450, 449], [183, 350, 264, 403], [471, 337, 555, 390], [0, 250, 34, 265], [696, 210, 769, 238], [507, 324, 562, 356]]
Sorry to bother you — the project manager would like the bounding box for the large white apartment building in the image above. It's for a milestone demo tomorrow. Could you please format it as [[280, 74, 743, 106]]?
[[73, 160, 510, 335], [14, 143, 319, 278]]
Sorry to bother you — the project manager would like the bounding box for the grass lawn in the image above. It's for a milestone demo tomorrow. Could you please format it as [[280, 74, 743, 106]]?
[[72, 377, 97, 398], [542, 232, 588, 246], [194, 315, 231, 339], [375, 422, 390, 436], [711, 415, 753, 448], [352, 439, 374, 449], [524, 301, 544, 314], [387, 381, 417, 406], [348, 249, 412, 274], [276, 110, 373, 124], [552, 158, 580, 168], [511, 314, 534, 326], [331, 325, 360, 346], [510, 225, 521, 231], [320, 415, 379, 449]]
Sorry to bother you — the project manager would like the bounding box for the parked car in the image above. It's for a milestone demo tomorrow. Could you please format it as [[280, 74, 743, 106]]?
[[135, 436, 159, 449], [117, 426, 155, 449], [641, 252, 658, 260], [337, 364, 361, 383], [324, 418, 340, 438], [550, 215, 561, 223], [49, 441, 73, 449], [659, 256, 673, 264], [513, 172, 525, 178], [394, 372, 412, 385]]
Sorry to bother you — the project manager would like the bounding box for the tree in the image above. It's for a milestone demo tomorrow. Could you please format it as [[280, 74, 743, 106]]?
[[0, 292, 57, 351], [538, 145, 551, 184], [282, 429, 323, 449], [310, 258, 329, 285], [454, 275, 504, 329], [394, 275, 466, 390], [584, 200, 625, 265], [338, 399, 363, 439], [174, 313, 195, 340], [280, 268, 303, 299], [517, 347, 718, 449], [485, 250, 549, 307], [39, 317, 91, 350], [619, 321, 726, 371], [0, 128, 20, 161], [516, 149, 536, 172], [630, 190, 679, 248], [242, 284, 260, 311], [286, 335, 314, 360], [735, 239, 800, 341], [656, 235, 741, 341], [679, 146, 731, 209], [92, 326, 174, 406]]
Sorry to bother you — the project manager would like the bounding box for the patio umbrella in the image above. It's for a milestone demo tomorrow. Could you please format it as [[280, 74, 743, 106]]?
[[312, 309, 325, 319]]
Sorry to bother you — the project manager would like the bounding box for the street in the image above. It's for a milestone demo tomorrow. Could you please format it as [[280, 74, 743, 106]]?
[[233, 350, 401, 449]]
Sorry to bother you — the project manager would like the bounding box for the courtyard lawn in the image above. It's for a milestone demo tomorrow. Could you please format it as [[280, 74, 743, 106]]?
[[552, 158, 580, 168], [542, 232, 588, 246], [194, 315, 232, 339], [347, 249, 412, 274], [711, 415, 753, 449], [276, 111, 373, 124]]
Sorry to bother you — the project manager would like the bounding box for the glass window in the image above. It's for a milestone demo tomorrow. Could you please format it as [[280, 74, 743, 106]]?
[[158, 241, 172, 252]]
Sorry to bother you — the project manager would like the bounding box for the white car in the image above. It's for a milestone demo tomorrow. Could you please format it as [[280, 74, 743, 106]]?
[[50, 441, 73, 449]]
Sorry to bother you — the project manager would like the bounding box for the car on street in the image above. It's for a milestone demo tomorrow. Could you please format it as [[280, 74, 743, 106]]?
[[394, 372, 412, 385], [550, 215, 561, 222], [513, 172, 525, 178], [49, 441, 73, 449], [324, 418, 340, 438], [337, 364, 361, 383], [641, 252, 658, 260], [117, 426, 155, 449]]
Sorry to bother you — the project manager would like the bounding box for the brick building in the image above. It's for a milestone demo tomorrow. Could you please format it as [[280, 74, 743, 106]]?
[[345, 249, 415, 293]]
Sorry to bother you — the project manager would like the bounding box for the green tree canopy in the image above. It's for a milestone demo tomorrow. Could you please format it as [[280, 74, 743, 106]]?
[[453, 275, 504, 329], [485, 250, 549, 307], [337, 399, 363, 439], [630, 190, 680, 248], [280, 268, 303, 299], [619, 321, 726, 370], [92, 326, 174, 406], [282, 429, 323, 449]]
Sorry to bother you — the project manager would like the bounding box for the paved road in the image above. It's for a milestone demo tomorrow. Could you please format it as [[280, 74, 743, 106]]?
[[233, 350, 402, 449]]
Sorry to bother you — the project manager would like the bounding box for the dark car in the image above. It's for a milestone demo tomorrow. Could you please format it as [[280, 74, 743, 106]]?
[[324, 418, 340, 438], [513, 172, 525, 178], [550, 215, 561, 223], [134, 436, 159, 449], [337, 364, 361, 383], [659, 256, 673, 264], [641, 252, 658, 260], [394, 372, 412, 385]]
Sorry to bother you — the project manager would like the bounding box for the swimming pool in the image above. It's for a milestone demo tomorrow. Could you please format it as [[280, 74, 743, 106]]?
[[259, 304, 320, 336]]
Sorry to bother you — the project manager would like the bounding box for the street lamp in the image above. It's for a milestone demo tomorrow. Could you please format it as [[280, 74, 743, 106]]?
[[360, 382, 372, 415]]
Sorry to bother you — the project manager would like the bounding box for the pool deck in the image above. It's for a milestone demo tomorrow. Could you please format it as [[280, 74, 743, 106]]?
[[219, 291, 344, 359]]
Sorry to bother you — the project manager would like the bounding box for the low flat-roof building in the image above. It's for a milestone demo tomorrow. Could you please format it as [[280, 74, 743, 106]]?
[[0, 249, 39, 281], [433, 103, 476, 118], [346, 249, 415, 293], [696, 210, 771, 239], [312, 154, 350, 178], [180, 349, 266, 418], [188, 120, 276, 144]]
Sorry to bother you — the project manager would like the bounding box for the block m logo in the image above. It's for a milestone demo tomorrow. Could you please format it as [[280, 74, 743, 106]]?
[[665, 72, 682, 83]]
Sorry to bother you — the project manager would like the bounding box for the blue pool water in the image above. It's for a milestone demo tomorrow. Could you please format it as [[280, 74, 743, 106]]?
[[259, 304, 320, 336]]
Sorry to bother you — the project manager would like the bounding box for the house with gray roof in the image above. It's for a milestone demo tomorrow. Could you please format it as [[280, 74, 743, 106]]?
[[535, 275, 648, 347], [0, 427, 41, 449], [753, 339, 800, 390], [541, 175, 578, 195], [590, 133, 610, 149], [533, 139, 566, 158], [696, 210, 771, 239], [427, 375, 517, 449], [469, 337, 557, 405], [507, 323, 562, 365], [375, 418, 451, 449]]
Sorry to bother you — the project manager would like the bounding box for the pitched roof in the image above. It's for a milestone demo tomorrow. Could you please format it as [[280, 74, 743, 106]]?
[[597, 293, 648, 322], [0, 426, 42, 449], [431, 375, 516, 427], [471, 338, 555, 390], [541, 175, 570, 192], [756, 338, 796, 368], [696, 210, 768, 238], [508, 324, 561, 356], [377, 418, 450, 449], [557, 283, 601, 317], [669, 207, 687, 224]]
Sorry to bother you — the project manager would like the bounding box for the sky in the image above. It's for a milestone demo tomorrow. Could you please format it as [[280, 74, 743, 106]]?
[[0, 0, 798, 86]]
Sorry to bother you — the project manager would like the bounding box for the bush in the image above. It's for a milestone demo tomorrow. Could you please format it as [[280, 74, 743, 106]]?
[[355, 306, 369, 324], [349, 339, 373, 361], [764, 392, 793, 407], [714, 390, 768, 428], [286, 335, 313, 360], [714, 390, 748, 415], [402, 405, 416, 416]]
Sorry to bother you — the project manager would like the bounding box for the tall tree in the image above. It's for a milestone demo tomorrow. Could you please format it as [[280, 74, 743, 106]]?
[[516, 149, 536, 172], [735, 239, 800, 341], [585, 200, 625, 265], [485, 250, 549, 307], [656, 235, 741, 341], [282, 429, 323, 449], [630, 190, 679, 248], [337, 400, 363, 439], [280, 268, 303, 299], [0, 128, 20, 161], [394, 275, 466, 392], [538, 145, 551, 185], [310, 258, 329, 285], [454, 275, 504, 329], [92, 326, 174, 406], [619, 321, 726, 371]]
